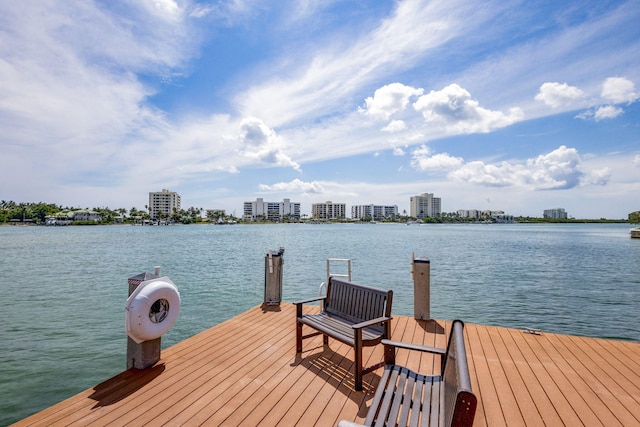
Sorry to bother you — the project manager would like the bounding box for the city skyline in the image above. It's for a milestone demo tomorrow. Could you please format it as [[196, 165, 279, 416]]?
[[1, 1, 639, 219]]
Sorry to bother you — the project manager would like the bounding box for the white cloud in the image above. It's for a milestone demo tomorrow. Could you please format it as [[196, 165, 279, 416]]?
[[575, 77, 637, 121], [258, 178, 324, 194], [413, 84, 524, 133], [149, 0, 181, 19], [237, 0, 482, 127], [0, 1, 203, 201], [440, 2, 640, 123], [363, 83, 424, 119], [576, 104, 624, 121], [448, 161, 518, 187], [594, 105, 624, 120], [414, 153, 465, 171], [526, 145, 583, 189], [0, 2, 190, 134], [382, 120, 407, 133], [601, 77, 638, 104], [535, 82, 585, 108], [257, 178, 363, 201], [237, 117, 301, 171], [580, 167, 612, 186], [447, 145, 610, 190], [0, 1, 637, 219], [412, 144, 430, 157], [634, 155, 640, 167], [410, 144, 463, 171]]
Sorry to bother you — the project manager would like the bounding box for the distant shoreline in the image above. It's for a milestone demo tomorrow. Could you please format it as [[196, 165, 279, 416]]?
[[1, 218, 632, 227]]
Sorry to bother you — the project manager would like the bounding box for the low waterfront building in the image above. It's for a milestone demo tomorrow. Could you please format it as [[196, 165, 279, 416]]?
[[492, 213, 514, 223], [45, 210, 102, 225], [243, 198, 300, 222], [45, 212, 73, 225], [312, 201, 346, 220], [72, 209, 102, 222], [351, 204, 398, 220], [410, 193, 441, 219], [149, 189, 181, 220], [457, 209, 510, 222]]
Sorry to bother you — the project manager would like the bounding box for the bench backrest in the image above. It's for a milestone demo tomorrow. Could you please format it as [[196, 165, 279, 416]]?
[[325, 277, 393, 334], [442, 320, 477, 427]]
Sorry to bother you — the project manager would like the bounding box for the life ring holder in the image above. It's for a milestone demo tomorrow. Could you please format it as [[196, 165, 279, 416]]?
[[126, 277, 181, 344]]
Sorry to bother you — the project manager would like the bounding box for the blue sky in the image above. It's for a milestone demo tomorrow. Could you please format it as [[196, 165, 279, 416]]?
[[1, 0, 638, 218]]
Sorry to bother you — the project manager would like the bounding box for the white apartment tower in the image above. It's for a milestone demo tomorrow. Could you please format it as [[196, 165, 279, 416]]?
[[312, 201, 346, 220], [351, 204, 398, 220], [410, 193, 441, 219], [543, 208, 568, 219], [243, 198, 301, 222], [149, 189, 181, 220]]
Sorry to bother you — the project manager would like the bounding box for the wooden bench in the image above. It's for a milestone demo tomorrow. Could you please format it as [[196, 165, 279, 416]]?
[[295, 277, 393, 391], [339, 319, 476, 427]]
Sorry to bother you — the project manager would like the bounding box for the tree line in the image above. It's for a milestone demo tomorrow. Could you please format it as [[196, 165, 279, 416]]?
[[0, 201, 237, 225], [2, 200, 638, 225]]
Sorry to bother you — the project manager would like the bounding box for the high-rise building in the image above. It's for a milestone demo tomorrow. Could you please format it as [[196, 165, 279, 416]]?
[[312, 201, 346, 220], [243, 198, 300, 222], [410, 193, 441, 219], [543, 208, 568, 219], [457, 209, 480, 219], [148, 189, 181, 220], [351, 204, 398, 220]]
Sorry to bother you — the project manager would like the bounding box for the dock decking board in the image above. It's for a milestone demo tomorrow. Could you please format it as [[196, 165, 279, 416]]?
[[13, 303, 640, 427]]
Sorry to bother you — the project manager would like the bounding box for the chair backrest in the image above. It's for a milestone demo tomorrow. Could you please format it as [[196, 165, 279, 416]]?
[[442, 320, 477, 427], [325, 277, 392, 334]]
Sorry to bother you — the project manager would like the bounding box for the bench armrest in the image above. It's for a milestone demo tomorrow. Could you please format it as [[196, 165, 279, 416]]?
[[292, 296, 325, 305], [351, 316, 392, 330], [294, 296, 326, 318], [381, 339, 446, 355]]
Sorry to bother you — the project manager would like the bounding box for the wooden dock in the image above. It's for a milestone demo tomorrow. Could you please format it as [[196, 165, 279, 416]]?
[[14, 303, 640, 426]]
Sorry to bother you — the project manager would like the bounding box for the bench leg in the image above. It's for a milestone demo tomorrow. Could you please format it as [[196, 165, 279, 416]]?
[[296, 320, 303, 353], [323, 334, 328, 345], [295, 303, 303, 353], [354, 329, 363, 391]]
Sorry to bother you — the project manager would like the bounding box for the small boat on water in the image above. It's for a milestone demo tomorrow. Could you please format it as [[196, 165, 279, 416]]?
[[631, 227, 640, 238]]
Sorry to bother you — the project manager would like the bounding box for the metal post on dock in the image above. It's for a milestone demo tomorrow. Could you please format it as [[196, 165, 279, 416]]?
[[264, 247, 284, 305], [411, 254, 431, 320], [126, 267, 162, 369]]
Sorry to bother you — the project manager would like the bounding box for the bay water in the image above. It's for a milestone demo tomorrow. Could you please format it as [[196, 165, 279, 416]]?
[[1, 223, 639, 425]]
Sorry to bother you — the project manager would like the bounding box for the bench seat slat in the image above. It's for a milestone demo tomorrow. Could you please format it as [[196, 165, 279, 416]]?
[[375, 366, 403, 426], [299, 313, 382, 345], [367, 366, 443, 427], [389, 367, 410, 426], [410, 372, 427, 427], [364, 363, 392, 426], [397, 369, 416, 427], [429, 377, 441, 427]]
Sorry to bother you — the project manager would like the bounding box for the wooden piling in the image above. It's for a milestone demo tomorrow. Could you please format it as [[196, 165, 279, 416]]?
[[412, 256, 430, 320]]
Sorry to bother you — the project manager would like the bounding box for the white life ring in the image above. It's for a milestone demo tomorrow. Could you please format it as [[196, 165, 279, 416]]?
[[126, 278, 181, 343]]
